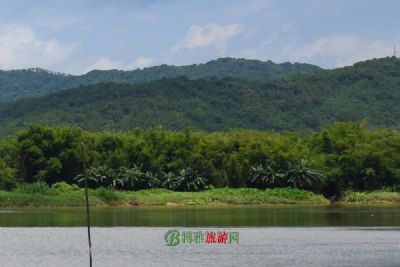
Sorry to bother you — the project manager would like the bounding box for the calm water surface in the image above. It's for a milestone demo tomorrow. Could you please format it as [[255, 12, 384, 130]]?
[[1, 206, 399, 266], [0, 227, 400, 267], [0, 205, 399, 227]]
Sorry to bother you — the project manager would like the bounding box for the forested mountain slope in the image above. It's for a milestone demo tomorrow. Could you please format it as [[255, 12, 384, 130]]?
[[0, 57, 398, 136], [0, 58, 320, 102]]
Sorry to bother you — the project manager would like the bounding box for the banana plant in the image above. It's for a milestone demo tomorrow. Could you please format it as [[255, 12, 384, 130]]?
[[285, 159, 325, 189], [248, 164, 284, 189]]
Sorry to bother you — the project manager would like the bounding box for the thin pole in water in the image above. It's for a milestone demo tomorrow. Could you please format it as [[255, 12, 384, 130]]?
[[81, 141, 93, 267]]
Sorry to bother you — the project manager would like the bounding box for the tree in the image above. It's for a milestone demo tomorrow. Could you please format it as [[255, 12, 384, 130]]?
[[0, 159, 17, 190], [118, 164, 144, 190], [285, 159, 325, 189], [75, 165, 124, 189], [248, 164, 284, 189], [164, 168, 207, 192]]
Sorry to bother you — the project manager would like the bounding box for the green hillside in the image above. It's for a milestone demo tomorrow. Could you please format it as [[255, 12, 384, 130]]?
[[0, 58, 320, 102], [0, 57, 399, 136]]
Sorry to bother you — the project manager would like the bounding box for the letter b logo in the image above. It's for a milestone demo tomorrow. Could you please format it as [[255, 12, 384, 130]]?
[[164, 230, 180, 246]]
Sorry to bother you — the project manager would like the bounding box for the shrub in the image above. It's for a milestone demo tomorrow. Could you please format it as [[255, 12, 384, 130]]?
[[16, 182, 56, 195], [95, 188, 120, 203], [285, 159, 325, 190], [265, 187, 323, 201], [0, 166, 18, 191], [248, 164, 285, 189], [345, 191, 369, 202], [51, 181, 80, 193], [162, 168, 207, 192]]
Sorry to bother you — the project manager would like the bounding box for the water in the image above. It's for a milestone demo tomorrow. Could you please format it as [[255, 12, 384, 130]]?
[[0, 205, 399, 227], [1, 206, 399, 266], [1, 227, 400, 267]]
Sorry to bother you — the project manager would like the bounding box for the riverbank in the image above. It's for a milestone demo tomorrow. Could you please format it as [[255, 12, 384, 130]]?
[[342, 191, 400, 204], [0, 188, 327, 207], [0, 187, 400, 207]]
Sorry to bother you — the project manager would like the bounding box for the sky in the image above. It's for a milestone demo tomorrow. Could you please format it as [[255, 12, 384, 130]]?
[[0, 0, 399, 74]]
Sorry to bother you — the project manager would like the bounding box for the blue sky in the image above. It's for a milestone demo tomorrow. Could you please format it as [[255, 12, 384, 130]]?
[[0, 0, 399, 74]]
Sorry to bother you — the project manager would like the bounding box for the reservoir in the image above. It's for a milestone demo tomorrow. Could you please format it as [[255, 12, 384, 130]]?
[[0, 206, 399, 266], [0, 205, 399, 227]]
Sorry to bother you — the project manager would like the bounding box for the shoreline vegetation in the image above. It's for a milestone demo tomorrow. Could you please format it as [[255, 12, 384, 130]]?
[[1, 123, 400, 208], [0, 187, 399, 207]]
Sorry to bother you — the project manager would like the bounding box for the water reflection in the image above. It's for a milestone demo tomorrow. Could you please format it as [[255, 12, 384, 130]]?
[[0, 205, 399, 227]]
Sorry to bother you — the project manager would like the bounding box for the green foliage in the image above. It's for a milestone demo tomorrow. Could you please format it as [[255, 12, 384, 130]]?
[[51, 181, 79, 193], [342, 190, 400, 203], [345, 191, 369, 202], [285, 159, 325, 189], [164, 168, 208, 192], [0, 122, 399, 198], [118, 165, 145, 190], [248, 164, 285, 189], [1, 58, 400, 136], [95, 188, 121, 203], [74, 165, 124, 189], [16, 125, 83, 184], [0, 187, 328, 207], [16, 181, 55, 195], [0, 58, 320, 103], [264, 187, 325, 201], [130, 188, 328, 205], [0, 160, 17, 190]]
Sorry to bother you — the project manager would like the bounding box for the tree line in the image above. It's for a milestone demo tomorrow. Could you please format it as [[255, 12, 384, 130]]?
[[0, 122, 399, 198]]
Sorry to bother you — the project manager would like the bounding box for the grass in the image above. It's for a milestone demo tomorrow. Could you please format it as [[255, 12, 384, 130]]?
[[344, 190, 400, 203], [2, 183, 400, 207], [0, 189, 105, 207], [126, 188, 329, 205], [0, 182, 107, 207], [0, 184, 329, 207]]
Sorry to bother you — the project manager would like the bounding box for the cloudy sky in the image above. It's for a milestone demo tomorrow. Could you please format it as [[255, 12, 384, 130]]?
[[0, 0, 399, 74]]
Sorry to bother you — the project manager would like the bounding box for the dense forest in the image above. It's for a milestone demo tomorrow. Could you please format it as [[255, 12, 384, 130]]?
[[0, 57, 399, 136], [0, 123, 399, 199], [1, 57, 400, 199], [0, 57, 320, 102]]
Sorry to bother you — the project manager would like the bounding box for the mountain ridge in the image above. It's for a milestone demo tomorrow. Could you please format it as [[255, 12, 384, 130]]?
[[0, 57, 321, 103], [0, 57, 399, 136]]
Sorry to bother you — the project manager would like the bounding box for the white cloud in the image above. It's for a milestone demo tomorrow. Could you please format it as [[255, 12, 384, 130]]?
[[85, 56, 154, 73], [127, 56, 153, 69], [172, 23, 244, 54], [236, 47, 258, 59], [283, 35, 394, 68], [86, 57, 122, 71], [0, 25, 77, 70], [260, 35, 394, 68], [289, 35, 359, 62]]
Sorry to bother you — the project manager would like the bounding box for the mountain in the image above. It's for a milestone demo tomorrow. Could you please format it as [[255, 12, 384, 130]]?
[[0, 58, 321, 102], [0, 57, 399, 136]]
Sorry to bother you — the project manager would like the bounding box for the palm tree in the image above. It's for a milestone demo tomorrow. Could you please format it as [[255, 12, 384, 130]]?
[[248, 164, 284, 189], [161, 168, 207, 191], [75, 166, 124, 189], [175, 167, 207, 192], [161, 171, 180, 190], [143, 170, 160, 188], [119, 164, 145, 190], [74, 166, 107, 187], [285, 159, 325, 189]]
